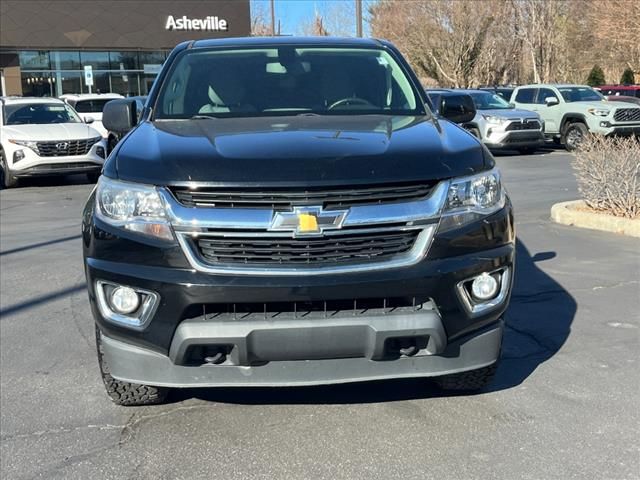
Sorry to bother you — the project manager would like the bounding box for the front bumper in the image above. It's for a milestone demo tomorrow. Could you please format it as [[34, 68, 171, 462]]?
[[101, 319, 503, 387], [603, 124, 640, 136], [483, 130, 545, 150]]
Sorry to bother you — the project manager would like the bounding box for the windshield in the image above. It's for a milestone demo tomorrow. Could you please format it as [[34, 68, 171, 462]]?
[[155, 46, 422, 119], [469, 92, 511, 110], [3, 103, 82, 125], [558, 87, 604, 103]]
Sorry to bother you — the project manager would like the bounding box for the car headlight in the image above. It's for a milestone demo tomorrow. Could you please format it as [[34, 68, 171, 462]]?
[[95, 176, 174, 241], [587, 108, 610, 117], [440, 168, 505, 231], [9, 139, 39, 153], [482, 115, 508, 125]]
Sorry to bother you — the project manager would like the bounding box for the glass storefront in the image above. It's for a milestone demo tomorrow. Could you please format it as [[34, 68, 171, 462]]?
[[8, 49, 169, 97]]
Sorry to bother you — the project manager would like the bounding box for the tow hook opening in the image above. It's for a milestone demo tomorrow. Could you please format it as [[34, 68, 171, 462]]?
[[385, 336, 429, 358], [185, 344, 234, 366]]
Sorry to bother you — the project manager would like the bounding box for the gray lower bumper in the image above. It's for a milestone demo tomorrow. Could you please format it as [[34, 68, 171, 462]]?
[[102, 312, 504, 388]]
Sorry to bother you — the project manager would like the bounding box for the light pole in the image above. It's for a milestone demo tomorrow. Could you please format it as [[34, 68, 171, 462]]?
[[356, 0, 363, 37], [270, 0, 276, 36]]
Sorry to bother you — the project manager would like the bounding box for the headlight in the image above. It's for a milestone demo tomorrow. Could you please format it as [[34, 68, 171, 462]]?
[[440, 168, 505, 231], [95, 177, 174, 241], [9, 139, 39, 153], [587, 108, 610, 117], [482, 115, 508, 125]]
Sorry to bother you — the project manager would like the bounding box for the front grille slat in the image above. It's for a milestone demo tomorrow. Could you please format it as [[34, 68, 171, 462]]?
[[36, 137, 100, 157], [196, 229, 421, 266], [505, 119, 541, 131], [172, 182, 435, 210], [613, 108, 640, 122]]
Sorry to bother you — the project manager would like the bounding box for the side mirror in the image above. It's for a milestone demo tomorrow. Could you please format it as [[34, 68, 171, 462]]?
[[545, 96, 559, 107], [102, 99, 137, 133], [439, 94, 476, 124], [84, 116, 95, 124]]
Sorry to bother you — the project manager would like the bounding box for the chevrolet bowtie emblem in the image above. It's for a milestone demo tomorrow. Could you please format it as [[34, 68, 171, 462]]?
[[270, 206, 348, 236], [297, 212, 319, 233]]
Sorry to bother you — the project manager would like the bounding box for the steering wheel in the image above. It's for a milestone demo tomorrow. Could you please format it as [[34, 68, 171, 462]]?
[[328, 97, 376, 110]]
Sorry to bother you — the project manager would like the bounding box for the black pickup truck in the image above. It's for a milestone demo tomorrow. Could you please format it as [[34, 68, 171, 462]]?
[[83, 37, 514, 405]]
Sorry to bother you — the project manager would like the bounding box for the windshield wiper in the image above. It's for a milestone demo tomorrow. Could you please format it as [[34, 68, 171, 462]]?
[[189, 114, 218, 120]]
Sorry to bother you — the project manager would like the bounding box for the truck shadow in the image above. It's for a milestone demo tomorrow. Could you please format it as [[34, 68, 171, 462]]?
[[173, 239, 576, 405]]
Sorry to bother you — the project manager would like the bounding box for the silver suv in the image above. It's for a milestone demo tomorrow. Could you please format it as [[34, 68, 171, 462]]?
[[426, 89, 544, 154]]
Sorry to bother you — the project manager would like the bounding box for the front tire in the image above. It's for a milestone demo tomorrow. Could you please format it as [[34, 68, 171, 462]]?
[[0, 149, 19, 189], [435, 363, 498, 392], [562, 122, 589, 151], [95, 327, 169, 406]]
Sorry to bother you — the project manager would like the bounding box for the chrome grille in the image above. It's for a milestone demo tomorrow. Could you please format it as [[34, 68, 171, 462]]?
[[36, 137, 101, 157], [613, 108, 640, 122], [195, 229, 421, 266], [170, 182, 436, 209]]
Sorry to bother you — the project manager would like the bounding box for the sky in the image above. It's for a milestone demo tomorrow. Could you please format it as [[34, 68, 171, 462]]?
[[251, 0, 371, 37]]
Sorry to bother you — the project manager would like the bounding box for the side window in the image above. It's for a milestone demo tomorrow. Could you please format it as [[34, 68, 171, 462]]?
[[536, 88, 557, 104], [515, 88, 536, 103]]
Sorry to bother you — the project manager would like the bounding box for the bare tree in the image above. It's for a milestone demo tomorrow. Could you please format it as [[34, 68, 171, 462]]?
[[251, 0, 272, 36]]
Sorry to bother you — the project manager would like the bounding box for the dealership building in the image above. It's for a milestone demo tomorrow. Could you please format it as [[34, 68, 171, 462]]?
[[0, 0, 251, 97]]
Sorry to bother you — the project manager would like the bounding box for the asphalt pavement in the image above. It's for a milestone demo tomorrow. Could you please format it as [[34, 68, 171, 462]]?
[[1, 150, 638, 480]]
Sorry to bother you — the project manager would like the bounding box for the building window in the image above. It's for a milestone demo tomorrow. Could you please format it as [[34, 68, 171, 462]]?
[[19, 51, 50, 70], [109, 51, 139, 70], [80, 51, 110, 70], [21, 71, 54, 97], [50, 51, 81, 70]]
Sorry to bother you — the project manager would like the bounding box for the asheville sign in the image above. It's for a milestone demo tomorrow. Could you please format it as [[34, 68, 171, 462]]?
[[165, 15, 228, 31]]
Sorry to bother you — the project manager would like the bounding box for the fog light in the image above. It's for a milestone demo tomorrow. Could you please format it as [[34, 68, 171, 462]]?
[[471, 273, 499, 300], [109, 286, 140, 314], [96, 146, 105, 159], [13, 150, 25, 162]]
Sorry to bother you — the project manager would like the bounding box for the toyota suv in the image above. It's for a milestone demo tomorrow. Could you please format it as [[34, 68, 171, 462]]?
[[511, 84, 640, 150], [0, 97, 106, 188], [84, 37, 514, 406], [428, 89, 544, 154]]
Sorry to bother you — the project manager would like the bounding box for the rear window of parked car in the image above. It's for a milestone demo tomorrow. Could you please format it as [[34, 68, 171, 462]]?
[[515, 88, 536, 103], [73, 99, 115, 113]]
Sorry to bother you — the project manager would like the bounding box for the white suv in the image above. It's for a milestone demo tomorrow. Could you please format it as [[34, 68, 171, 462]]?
[[0, 97, 107, 188], [60, 93, 123, 138]]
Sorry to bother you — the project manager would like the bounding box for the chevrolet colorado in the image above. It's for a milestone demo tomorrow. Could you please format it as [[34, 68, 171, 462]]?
[[84, 37, 515, 405]]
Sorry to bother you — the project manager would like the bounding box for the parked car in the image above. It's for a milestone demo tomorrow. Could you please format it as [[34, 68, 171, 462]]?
[[605, 95, 640, 106], [597, 84, 640, 98], [426, 88, 544, 154], [0, 97, 106, 188], [106, 96, 146, 154], [511, 84, 640, 150], [478, 86, 517, 101], [60, 93, 123, 138], [85, 36, 514, 405]]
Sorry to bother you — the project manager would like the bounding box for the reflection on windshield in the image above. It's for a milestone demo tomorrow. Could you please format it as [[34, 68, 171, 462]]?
[[4, 103, 82, 125], [156, 47, 424, 119], [558, 87, 604, 103], [469, 92, 511, 110]]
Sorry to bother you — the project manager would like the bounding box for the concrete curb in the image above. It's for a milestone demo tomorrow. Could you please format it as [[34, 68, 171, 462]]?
[[550, 200, 640, 238]]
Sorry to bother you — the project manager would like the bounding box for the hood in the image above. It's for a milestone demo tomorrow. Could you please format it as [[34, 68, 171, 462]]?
[[2, 122, 102, 141], [477, 108, 540, 119], [111, 115, 488, 186]]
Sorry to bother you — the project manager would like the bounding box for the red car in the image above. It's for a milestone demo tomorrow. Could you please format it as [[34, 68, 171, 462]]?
[[597, 84, 640, 98]]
